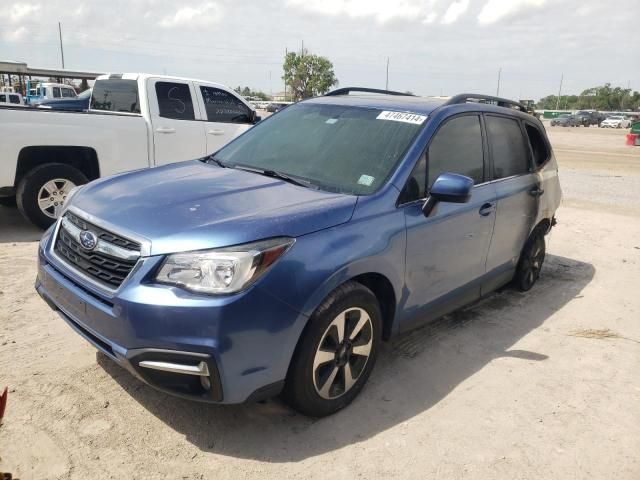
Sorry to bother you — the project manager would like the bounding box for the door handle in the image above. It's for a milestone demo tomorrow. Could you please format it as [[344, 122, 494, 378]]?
[[155, 127, 175, 134], [479, 202, 496, 216], [529, 187, 545, 197], [207, 129, 225, 136]]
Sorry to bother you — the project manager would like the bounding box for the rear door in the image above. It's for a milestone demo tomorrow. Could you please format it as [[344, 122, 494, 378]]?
[[147, 78, 206, 166], [402, 113, 497, 318], [194, 84, 255, 154], [483, 114, 539, 285]]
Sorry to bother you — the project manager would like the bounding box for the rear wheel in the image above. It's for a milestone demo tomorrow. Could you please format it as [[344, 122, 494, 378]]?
[[16, 163, 87, 229], [283, 282, 381, 417], [514, 229, 546, 292]]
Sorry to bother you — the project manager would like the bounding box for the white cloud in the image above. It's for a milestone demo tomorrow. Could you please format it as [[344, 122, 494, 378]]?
[[441, 0, 469, 24], [286, 0, 441, 24], [159, 2, 222, 28], [9, 3, 41, 22], [3, 25, 30, 42], [423, 12, 438, 24], [478, 0, 546, 25]]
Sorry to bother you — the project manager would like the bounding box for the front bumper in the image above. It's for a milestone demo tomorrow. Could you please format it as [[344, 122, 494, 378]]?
[[36, 225, 308, 404]]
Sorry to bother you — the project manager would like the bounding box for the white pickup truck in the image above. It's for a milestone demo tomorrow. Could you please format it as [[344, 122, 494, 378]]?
[[0, 73, 259, 228]]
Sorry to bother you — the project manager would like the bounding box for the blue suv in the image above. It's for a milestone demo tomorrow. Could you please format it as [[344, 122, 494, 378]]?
[[36, 88, 561, 417]]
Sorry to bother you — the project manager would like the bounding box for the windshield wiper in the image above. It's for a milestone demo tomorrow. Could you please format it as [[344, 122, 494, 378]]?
[[205, 155, 226, 168], [232, 164, 317, 189]]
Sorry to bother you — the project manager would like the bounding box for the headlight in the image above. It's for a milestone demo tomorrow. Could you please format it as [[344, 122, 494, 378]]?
[[155, 237, 294, 294]]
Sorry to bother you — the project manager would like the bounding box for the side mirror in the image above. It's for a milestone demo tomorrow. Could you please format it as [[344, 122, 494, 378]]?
[[253, 115, 262, 124], [422, 172, 474, 216]]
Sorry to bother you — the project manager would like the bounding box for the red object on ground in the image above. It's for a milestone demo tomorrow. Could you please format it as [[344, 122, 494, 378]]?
[[626, 133, 639, 146], [0, 386, 7, 421]]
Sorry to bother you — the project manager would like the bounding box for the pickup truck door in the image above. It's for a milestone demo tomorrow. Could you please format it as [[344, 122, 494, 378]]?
[[147, 78, 206, 166], [194, 84, 255, 155]]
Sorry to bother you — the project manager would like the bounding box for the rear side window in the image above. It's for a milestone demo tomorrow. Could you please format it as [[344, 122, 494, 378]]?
[[155, 82, 195, 120], [0, 94, 5, 102], [486, 116, 530, 179], [52, 87, 61, 98], [9, 95, 20, 104], [427, 115, 484, 188], [91, 79, 141, 113], [524, 124, 549, 167], [200, 86, 252, 123]]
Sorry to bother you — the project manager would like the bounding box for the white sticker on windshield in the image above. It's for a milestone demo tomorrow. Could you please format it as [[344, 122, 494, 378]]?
[[377, 111, 427, 125], [358, 174, 375, 186]]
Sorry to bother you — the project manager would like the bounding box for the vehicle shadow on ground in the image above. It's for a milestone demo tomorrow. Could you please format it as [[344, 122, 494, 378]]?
[[0, 206, 42, 243], [99, 253, 594, 462]]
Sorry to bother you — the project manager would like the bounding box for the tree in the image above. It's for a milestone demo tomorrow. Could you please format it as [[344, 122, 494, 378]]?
[[233, 86, 270, 101], [537, 83, 640, 111], [283, 50, 338, 101]]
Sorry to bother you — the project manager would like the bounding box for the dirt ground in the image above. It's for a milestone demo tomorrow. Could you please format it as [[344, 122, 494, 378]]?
[[1, 125, 639, 479]]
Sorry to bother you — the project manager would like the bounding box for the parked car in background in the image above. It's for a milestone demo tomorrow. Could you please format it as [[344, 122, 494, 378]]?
[[25, 82, 77, 105], [574, 110, 599, 127], [550, 114, 577, 127], [36, 89, 561, 417], [600, 115, 631, 129], [0, 73, 259, 228], [36, 88, 92, 111], [0, 92, 25, 107], [266, 102, 290, 113]]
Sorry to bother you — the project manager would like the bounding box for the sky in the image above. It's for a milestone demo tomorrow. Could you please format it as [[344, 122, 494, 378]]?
[[0, 0, 637, 101]]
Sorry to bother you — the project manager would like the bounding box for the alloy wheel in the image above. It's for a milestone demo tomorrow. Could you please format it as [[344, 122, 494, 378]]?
[[37, 178, 76, 219], [313, 307, 373, 400]]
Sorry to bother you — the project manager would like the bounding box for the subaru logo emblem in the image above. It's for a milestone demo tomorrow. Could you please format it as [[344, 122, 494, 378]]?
[[79, 230, 98, 251]]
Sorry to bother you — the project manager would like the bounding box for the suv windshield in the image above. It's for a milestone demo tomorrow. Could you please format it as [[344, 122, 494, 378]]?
[[213, 103, 425, 195]]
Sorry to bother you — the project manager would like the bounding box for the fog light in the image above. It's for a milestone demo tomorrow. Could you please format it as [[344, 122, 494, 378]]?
[[200, 375, 211, 391]]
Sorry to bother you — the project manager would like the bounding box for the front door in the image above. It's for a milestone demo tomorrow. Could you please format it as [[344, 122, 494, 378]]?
[[402, 114, 497, 321], [147, 78, 206, 166], [195, 84, 254, 155]]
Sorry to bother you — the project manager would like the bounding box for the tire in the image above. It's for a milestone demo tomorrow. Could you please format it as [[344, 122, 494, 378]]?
[[0, 196, 16, 208], [514, 228, 546, 292], [16, 163, 87, 229], [283, 282, 382, 417]]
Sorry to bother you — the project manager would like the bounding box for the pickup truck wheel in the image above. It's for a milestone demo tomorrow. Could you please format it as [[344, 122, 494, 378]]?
[[514, 229, 546, 292], [283, 282, 381, 417], [16, 163, 87, 229]]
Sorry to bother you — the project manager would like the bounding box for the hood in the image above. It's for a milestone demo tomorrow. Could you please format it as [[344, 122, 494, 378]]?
[[71, 160, 357, 255]]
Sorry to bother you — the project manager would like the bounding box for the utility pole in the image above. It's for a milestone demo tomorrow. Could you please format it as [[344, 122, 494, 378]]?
[[385, 57, 389, 90], [284, 48, 287, 101], [496, 67, 501, 96], [58, 22, 65, 69], [555, 73, 563, 110]]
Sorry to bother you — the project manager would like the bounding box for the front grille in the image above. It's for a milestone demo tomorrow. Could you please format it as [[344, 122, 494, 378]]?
[[54, 213, 140, 289]]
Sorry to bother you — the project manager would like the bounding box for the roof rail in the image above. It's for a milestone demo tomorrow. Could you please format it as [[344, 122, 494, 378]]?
[[444, 93, 529, 112], [325, 87, 414, 97]]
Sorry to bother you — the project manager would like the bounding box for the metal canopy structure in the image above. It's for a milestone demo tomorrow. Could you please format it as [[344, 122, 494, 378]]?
[[0, 60, 103, 96], [0, 60, 103, 80]]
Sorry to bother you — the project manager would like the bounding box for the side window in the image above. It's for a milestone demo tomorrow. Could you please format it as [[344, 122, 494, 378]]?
[[427, 115, 484, 188], [52, 87, 61, 98], [200, 86, 251, 123], [0, 94, 6, 102], [62, 88, 75, 98], [524, 124, 549, 167], [155, 82, 195, 120], [9, 95, 20, 104], [486, 116, 530, 179]]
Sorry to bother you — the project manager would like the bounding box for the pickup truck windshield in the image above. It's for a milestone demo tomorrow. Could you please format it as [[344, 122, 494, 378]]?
[[90, 79, 140, 114], [213, 103, 424, 195]]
